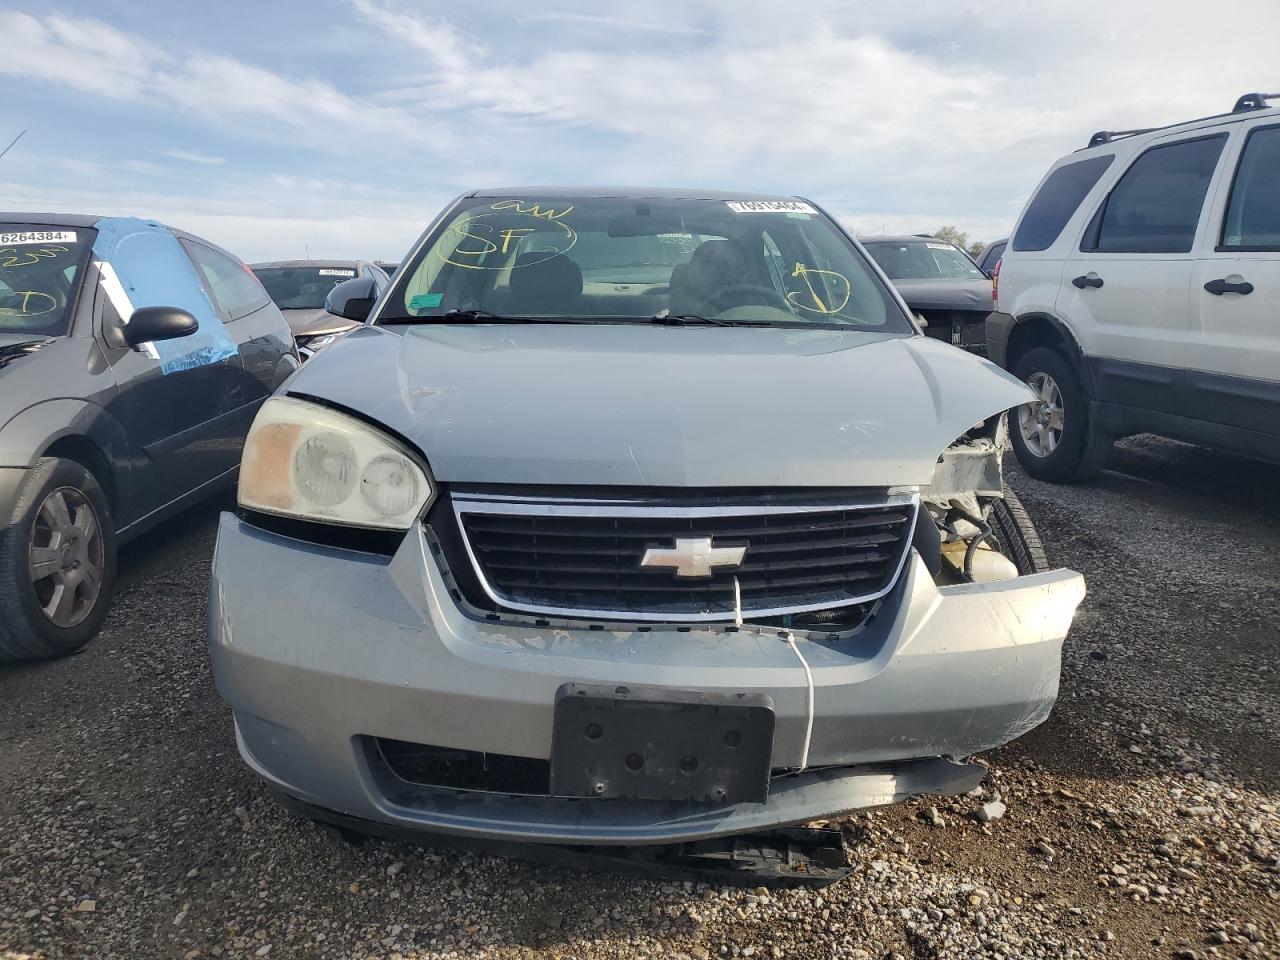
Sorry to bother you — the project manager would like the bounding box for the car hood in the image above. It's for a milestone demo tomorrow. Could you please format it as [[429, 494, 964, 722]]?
[[282, 308, 357, 337], [288, 324, 1033, 488], [889, 278, 993, 312]]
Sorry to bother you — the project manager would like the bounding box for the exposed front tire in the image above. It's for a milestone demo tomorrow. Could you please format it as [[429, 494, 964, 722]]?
[[0, 457, 117, 661], [1010, 346, 1112, 482], [987, 486, 1050, 574]]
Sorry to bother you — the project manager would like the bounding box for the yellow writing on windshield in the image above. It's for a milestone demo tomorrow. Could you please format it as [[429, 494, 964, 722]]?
[[499, 228, 534, 253], [435, 212, 577, 271], [788, 262, 851, 315], [0, 290, 58, 316], [489, 199, 575, 221], [0, 245, 69, 269]]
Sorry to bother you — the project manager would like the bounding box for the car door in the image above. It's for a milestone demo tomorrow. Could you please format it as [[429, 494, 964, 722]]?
[[179, 238, 294, 431], [1190, 119, 1280, 451], [1060, 132, 1229, 417], [91, 218, 244, 526]]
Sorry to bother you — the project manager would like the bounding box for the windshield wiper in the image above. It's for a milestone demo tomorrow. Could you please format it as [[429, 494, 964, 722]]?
[[380, 309, 563, 325], [650, 311, 733, 326]]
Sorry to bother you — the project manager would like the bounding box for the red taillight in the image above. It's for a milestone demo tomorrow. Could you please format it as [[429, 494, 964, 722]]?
[[991, 258, 1002, 308]]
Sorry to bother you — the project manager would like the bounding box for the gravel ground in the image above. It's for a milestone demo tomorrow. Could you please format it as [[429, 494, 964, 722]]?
[[1, 434, 1277, 960]]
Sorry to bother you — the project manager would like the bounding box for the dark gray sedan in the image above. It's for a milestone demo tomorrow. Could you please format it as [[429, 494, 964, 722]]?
[[251, 260, 390, 358], [860, 235, 994, 354], [0, 213, 296, 659]]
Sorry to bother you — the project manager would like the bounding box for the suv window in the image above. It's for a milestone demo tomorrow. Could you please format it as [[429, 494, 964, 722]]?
[[182, 240, 270, 320], [1012, 155, 1114, 252], [1084, 135, 1227, 254], [1221, 125, 1280, 251]]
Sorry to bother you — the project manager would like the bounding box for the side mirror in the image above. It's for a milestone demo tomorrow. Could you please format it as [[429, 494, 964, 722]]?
[[325, 276, 377, 323], [123, 306, 198, 348]]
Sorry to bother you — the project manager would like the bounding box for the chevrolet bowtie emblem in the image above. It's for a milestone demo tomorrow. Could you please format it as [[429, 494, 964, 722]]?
[[639, 537, 747, 578]]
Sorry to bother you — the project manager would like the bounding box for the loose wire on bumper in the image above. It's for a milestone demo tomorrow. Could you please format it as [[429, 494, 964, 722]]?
[[784, 633, 815, 773]]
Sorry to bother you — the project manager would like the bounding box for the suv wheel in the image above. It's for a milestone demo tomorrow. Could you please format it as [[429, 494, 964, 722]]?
[[0, 457, 117, 660], [1011, 347, 1112, 482]]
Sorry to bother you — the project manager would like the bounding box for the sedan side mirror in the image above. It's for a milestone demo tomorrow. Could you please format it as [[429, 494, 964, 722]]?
[[123, 306, 199, 348], [325, 276, 377, 323]]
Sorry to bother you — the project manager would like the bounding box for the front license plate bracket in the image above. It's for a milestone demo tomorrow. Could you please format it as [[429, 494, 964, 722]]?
[[550, 684, 775, 804]]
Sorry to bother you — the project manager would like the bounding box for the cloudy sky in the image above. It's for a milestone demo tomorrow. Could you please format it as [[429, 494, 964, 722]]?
[[0, 0, 1275, 262]]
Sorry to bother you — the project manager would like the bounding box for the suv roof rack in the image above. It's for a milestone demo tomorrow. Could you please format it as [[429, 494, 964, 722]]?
[[1086, 128, 1157, 148], [1085, 91, 1279, 149], [1233, 92, 1279, 112]]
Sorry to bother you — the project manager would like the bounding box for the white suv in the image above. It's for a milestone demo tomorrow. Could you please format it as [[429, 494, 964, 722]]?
[[987, 91, 1280, 481]]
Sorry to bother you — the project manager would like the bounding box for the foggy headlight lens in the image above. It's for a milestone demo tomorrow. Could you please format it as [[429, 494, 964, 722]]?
[[294, 432, 358, 506], [239, 397, 431, 529], [360, 454, 421, 518]]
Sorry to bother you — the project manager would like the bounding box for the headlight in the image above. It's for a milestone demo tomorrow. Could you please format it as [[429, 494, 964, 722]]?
[[301, 333, 338, 351], [238, 397, 431, 529]]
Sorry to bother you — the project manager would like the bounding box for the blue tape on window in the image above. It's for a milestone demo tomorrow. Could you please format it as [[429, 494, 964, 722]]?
[[92, 217, 238, 374]]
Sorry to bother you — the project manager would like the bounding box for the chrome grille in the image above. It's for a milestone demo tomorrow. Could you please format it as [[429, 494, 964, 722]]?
[[451, 491, 918, 622]]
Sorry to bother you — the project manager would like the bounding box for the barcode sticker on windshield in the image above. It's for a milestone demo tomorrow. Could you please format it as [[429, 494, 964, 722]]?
[[318, 269, 355, 277], [926, 242, 952, 250], [0, 231, 77, 246], [725, 200, 816, 215]]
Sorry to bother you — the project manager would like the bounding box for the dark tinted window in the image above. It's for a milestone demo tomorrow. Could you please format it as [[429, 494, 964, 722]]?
[[977, 240, 1006, 272], [0, 225, 94, 336], [863, 240, 986, 280], [182, 241, 271, 320], [1012, 155, 1114, 252], [1086, 135, 1226, 253], [254, 265, 356, 310], [1221, 125, 1280, 250]]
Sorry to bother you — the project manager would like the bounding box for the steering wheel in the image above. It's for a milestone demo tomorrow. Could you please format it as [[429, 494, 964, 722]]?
[[695, 283, 790, 315]]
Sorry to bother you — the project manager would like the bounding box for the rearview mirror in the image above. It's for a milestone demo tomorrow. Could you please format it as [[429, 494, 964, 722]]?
[[123, 306, 198, 348], [325, 276, 377, 323]]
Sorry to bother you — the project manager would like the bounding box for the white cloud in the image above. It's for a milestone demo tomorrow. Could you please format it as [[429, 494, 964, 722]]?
[[164, 150, 228, 166], [0, 10, 416, 145], [514, 12, 710, 36], [5, 0, 1278, 257], [348, 0, 483, 75], [0, 12, 156, 99]]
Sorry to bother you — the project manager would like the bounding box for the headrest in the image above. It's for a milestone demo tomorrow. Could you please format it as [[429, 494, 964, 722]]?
[[508, 253, 583, 308], [685, 239, 748, 294]]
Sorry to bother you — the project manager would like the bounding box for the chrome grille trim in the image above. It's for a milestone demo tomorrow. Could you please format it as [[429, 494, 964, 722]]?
[[451, 492, 920, 623]]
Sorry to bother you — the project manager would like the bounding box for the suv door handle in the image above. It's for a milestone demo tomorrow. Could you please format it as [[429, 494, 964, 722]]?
[[1203, 278, 1254, 296], [1071, 275, 1104, 289]]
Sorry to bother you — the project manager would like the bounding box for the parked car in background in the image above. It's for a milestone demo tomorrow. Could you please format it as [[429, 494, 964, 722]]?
[[974, 238, 1007, 278], [0, 214, 296, 660], [860, 235, 993, 353], [210, 188, 1085, 847], [989, 92, 1280, 481], [251, 259, 391, 358]]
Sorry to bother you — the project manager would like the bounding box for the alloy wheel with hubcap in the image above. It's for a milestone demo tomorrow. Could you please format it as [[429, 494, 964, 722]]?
[[0, 457, 117, 660], [1010, 346, 1114, 483], [1018, 371, 1065, 458], [28, 486, 105, 628]]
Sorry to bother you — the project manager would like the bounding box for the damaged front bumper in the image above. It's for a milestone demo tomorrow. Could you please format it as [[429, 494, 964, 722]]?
[[209, 514, 1085, 845]]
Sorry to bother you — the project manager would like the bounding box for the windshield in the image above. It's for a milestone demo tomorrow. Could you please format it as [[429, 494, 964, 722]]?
[[254, 265, 358, 310], [0, 225, 94, 336], [382, 196, 910, 330], [862, 240, 986, 282]]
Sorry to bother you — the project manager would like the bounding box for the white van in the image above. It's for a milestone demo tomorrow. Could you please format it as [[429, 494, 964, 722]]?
[[987, 92, 1279, 481]]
